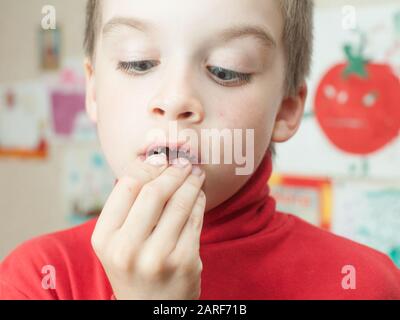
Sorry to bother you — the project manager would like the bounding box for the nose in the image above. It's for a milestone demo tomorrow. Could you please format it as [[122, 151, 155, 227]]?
[[147, 66, 205, 124]]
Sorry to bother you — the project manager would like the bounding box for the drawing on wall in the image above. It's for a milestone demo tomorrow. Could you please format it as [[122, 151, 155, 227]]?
[[39, 27, 61, 71], [269, 174, 332, 230], [332, 180, 400, 267], [63, 146, 114, 225], [314, 31, 400, 156], [51, 91, 86, 136], [0, 85, 49, 159], [275, 5, 400, 179], [49, 68, 97, 141]]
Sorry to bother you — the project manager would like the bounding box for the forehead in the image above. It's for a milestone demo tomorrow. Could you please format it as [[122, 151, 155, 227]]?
[[100, 0, 283, 49]]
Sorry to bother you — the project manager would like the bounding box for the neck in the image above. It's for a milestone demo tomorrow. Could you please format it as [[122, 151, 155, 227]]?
[[200, 149, 276, 245]]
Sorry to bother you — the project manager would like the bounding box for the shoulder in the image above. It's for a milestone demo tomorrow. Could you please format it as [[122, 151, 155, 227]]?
[[289, 214, 395, 263], [285, 214, 400, 298], [2, 217, 97, 263], [0, 218, 102, 299]]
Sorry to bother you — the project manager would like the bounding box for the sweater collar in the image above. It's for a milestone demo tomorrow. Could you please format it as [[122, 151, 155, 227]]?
[[200, 149, 276, 245]]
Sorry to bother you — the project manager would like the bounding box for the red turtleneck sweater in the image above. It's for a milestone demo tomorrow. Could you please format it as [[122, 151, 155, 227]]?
[[1, 151, 399, 299]]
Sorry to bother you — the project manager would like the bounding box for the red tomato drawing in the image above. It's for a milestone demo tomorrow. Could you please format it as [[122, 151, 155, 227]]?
[[314, 44, 400, 155]]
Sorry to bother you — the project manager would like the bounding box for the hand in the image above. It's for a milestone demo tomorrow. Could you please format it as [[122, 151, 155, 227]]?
[[91, 154, 206, 300]]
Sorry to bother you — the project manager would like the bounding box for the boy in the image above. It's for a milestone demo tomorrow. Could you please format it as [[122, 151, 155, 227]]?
[[1, 0, 399, 299]]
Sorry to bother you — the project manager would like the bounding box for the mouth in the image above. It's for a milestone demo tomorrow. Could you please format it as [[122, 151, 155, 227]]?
[[140, 141, 200, 164], [324, 118, 366, 129]]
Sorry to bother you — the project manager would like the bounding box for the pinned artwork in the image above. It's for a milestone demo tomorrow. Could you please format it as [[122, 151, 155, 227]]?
[[0, 84, 49, 159], [314, 35, 400, 156], [39, 27, 61, 71], [275, 5, 400, 179], [51, 91, 86, 136], [269, 174, 332, 230], [332, 180, 400, 267], [63, 145, 114, 225], [49, 68, 97, 141]]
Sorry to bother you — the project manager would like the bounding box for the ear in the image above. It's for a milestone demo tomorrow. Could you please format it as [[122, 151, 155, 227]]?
[[84, 57, 97, 123], [271, 82, 308, 143]]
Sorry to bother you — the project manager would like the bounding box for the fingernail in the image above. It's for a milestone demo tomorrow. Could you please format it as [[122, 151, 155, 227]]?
[[144, 154, 167, 166], [191, 165, 203, 176], [171, 157, 190, 168]]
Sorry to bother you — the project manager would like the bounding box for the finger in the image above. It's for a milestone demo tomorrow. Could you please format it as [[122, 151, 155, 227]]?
[[95, 155, 168, 238], [119, 158, 193, 242], [147, 167, 205, 258], [169, 190, 206, 266]]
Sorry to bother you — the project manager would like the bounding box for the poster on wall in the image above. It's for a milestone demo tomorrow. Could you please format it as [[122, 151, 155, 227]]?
[[39, 26, 61, 71], [48, 67, 97, 142], [269, 174, 332, 230], [0, 83, 49, 159], [332, 179, 400, 267], [275, 4, 400, 179], [63, 145, 114, 225]]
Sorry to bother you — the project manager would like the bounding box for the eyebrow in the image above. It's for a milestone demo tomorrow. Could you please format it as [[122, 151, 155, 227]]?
[[102, 16, 277, 49]]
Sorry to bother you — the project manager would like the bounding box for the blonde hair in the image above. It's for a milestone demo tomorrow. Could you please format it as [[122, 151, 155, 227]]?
[[83, 0, 314, 157], [279, 0, 314, 97]]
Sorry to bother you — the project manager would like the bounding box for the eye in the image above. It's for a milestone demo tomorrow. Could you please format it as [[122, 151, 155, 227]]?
[[337, 90, 348, 105], [117, 60, 159, 75], [207, 66, 252, 87], [362, 92, 377, 108], [324, 85, 336, 99], [116, 61, 252, 86]]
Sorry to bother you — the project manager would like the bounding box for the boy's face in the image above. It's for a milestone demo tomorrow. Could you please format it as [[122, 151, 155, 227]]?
[[85, 0, 307, 212]]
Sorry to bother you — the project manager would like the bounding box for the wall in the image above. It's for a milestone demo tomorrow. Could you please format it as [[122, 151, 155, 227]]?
[[0, 0, 87, 259]]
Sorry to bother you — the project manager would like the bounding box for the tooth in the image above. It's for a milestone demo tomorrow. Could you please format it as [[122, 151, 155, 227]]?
[[147, 146, 166, 157], [146, 145, 194, 162]]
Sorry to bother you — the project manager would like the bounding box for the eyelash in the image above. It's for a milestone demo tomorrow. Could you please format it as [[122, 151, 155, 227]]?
[[116, 60, 253, 87]]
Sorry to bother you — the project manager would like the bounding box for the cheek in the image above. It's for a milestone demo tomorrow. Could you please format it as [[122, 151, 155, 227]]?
[[217, 87, 278, 134], [96, 61, 144, 131], [214, 92, 276, 162], [94, 63, 150, 174]]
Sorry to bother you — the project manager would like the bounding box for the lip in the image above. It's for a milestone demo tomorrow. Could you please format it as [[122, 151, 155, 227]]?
[[324, 118, 366, 129], [139, 140, 200, 164]]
